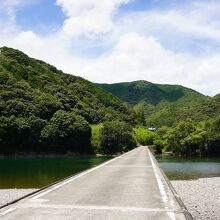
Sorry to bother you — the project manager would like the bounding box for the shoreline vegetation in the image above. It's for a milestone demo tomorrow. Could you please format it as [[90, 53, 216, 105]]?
[[136, 122, 220, 157]]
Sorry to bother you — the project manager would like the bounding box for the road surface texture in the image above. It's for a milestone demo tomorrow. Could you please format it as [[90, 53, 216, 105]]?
[[0, 146, 193, 220]]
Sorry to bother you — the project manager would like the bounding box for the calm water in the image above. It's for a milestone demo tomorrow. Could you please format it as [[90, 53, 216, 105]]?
[[1, 155, 220, 189], [0, 156, 111, 189], [157, 156, 220, 180]]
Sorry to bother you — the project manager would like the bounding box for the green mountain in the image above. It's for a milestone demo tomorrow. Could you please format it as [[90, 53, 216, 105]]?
[[0, 47, 134, 124], [144, 91, 220, 127], [0, 47, 136, 154], [97, 80, 204, 105], [97, 81, 215, 127], [1, 47, 220, 156]]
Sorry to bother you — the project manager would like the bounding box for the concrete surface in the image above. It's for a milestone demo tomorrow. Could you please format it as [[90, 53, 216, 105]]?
[[0, 146, 192, 220], [0, 189, 37, 207]]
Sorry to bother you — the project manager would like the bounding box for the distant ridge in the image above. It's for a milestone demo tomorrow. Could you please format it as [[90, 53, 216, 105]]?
[[97, 80, 204, 105], [96, 81, 219, 127]]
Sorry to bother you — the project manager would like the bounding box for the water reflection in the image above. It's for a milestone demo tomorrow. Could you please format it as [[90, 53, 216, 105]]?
[[0, 156, 111, 189], [157, 156, 220, 180]]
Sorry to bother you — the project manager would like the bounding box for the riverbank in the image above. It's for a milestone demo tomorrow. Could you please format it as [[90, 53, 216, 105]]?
[[171, 177, 220, 220]]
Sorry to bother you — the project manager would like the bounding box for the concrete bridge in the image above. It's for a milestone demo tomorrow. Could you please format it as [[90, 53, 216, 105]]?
[[0, 146, 193, 220]]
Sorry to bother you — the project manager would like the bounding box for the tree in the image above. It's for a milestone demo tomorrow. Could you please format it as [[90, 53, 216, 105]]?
[[27, 116, 47, 151], [100, 121, 137, 154], [0, 116, 30, 153], [41, 110, 92, 153], [181, 125, 207, 155], [206, 117, 220, 155], [165, 121, 196, 155], [136, 111, 146, 126], [5, 99, 27, 116], [34, 93, 61, 120], [152, 126, 170, 154], [91, 124, 103, 153], [134, 127, 156, 145]]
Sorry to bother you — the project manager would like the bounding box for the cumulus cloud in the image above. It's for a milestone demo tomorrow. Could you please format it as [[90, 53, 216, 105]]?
[[1, 0, 220, 96], [56, 0, 131, 38], [85, 33, 185, 82]]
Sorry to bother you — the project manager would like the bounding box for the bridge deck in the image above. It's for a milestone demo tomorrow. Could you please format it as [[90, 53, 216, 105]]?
[[0, 146, 192, 220]]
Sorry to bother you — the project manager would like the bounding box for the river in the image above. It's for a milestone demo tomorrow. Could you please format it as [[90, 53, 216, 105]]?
[[1, 155, 220, 189], [157, 155, 220, 180], [0, 156, 110, 189]]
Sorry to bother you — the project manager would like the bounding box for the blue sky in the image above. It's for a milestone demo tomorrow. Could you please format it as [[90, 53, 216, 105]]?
[[1, 0, 220, 96], [120, 0, 190, 12], [16, 0, 174, 30], [16, 0, 65, 34], [15, 0, 168, 34], [14, 0, 220, 55]]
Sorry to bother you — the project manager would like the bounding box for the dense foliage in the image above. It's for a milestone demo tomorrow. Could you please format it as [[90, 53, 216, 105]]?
[[153, 118, 220, 156], [91, 122, 137, 155], [1, 47, 220, 156], [98, 80, 220, 156], [97, 81, 202, 105], [91, 124, 103, 153], [133, 127, 156, 145], [97, 81, 212, 127], [0, 47, 135, 155], [100, 121, 137, 154], [41, 110, 92, 153]]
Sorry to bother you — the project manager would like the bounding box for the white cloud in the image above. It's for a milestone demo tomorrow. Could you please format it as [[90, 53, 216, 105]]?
[[1, 0, 220, 96], [56, 0, 131, 38], [77, 33, 196, 85], [0, 0, 36, 21], [117, 3, 220, 44]]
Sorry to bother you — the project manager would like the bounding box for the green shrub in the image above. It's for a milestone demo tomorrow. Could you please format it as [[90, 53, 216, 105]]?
[[101, 121, 137, 154], [153, 138, 166, 154], [91, 124, 103, 153], [134, 127, 156, 145]]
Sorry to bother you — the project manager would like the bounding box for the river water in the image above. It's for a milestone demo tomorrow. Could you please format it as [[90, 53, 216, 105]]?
[[0, 156, 110, 189], [157, 155, 220, 180], [1, 155, 220, 189]]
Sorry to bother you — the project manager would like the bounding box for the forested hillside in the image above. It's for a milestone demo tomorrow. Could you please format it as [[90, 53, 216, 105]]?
[[0, 47, 134, 124], [98, 81, 220, 156], [97, 81, 204, 105], [1, 47, 220, 156], [0, 47, 135, 154], [97, 81, 214, 127], [145, 93, 220, 127]]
